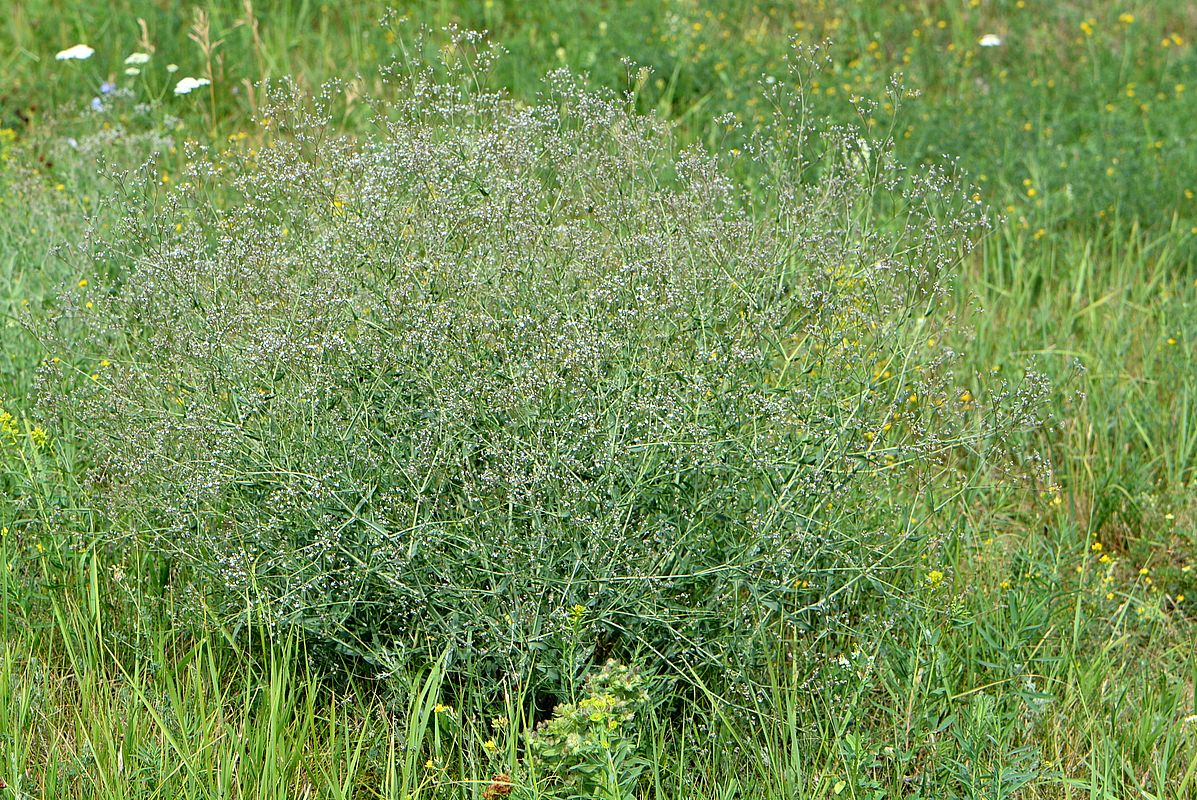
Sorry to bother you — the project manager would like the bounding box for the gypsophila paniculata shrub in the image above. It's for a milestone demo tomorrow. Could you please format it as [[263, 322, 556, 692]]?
[[35, 31, 1050, 693]]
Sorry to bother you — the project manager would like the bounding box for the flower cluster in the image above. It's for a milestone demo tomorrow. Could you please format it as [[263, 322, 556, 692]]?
[[53, 42, 204, 95]]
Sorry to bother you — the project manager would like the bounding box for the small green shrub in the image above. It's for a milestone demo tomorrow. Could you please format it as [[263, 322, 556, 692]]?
[[36, 32, 1049, 693], [525, 660, 651, 800]]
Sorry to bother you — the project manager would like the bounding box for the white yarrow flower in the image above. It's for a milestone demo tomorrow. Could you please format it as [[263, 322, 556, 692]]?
[[124, 52, 152, 65], [56, 44, 95, 61], [174, 76, 211, 95], [125, 67, 141, 76], [978, 34, 1003, 47]]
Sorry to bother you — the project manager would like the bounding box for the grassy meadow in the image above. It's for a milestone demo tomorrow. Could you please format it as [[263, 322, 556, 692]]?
[[1, 1, 1196, 798]]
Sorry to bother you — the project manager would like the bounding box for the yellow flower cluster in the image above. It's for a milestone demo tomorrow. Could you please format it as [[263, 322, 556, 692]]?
[[0, 407, 48, 447]]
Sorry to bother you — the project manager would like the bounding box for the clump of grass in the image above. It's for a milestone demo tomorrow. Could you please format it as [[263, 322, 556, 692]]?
[[33, 32, 1047, 701]]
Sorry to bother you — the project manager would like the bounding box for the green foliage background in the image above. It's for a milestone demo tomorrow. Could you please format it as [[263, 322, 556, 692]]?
[[0, 2, 1195, 798]]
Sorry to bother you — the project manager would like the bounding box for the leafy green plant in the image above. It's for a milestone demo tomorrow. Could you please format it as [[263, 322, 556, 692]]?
[[525, 660, 651, 800]]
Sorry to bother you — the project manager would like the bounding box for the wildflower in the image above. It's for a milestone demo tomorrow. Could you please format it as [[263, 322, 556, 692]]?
[[433, 703, 453, 714], [978, 34, 1002, 47], [125, 67, 141, 76], [174, 76, 210, 95], [124, 52, 151, 65], [30, 426, 48, 446], [482, 738, 499, 753], [100, 81, 114, 94], [166, 63, 179, 73], [1118, 13, 1134, 24], [926, 569, 945, 587], [56, 44, 95, 61]]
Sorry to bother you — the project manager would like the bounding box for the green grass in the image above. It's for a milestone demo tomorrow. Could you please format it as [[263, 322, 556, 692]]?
[[2, 1, 1196, 797]]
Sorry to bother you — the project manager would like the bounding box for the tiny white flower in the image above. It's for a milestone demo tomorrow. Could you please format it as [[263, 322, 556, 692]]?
[[125, 67, 141, 76], [124, 52, 152, 65], [166, 63, 179, 73], [174, 76, 211, 95], [978, 34, 1003, 47], [56, 44, 95, 61]]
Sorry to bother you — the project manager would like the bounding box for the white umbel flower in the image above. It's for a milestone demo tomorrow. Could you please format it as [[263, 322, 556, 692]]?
[[978, 34, 1003, 47], [56, 44, 95, 61], [174, 76, 211, 95], [124, 52, 152, 65]]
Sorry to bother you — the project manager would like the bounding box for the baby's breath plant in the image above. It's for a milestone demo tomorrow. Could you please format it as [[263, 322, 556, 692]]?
[[35, 32, 1048, 694]]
